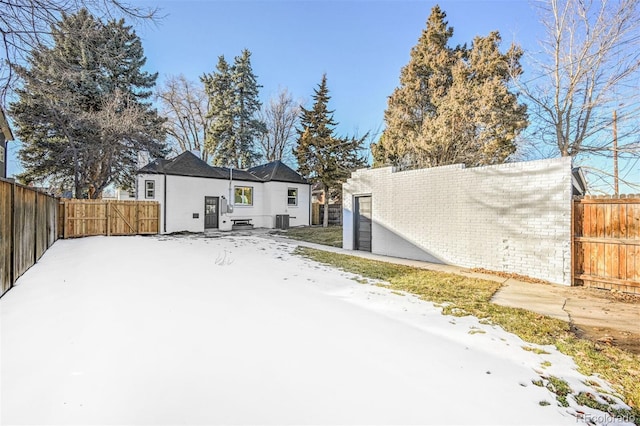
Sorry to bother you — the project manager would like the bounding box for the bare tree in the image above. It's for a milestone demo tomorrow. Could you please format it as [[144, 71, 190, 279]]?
[[80, 89, 164, 197], [258, 87, 301, 165], [516, 0, 640, 192], [0, 0, 159, 105], [156, 74, 211, 162]]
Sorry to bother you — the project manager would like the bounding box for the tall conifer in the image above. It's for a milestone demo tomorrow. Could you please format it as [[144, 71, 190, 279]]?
[[203, 49, 264, 168], [202, 56, 234, 165], [10, 9, 166, 197], [294, 74, 366, 227], [372, 6, 527, 169], [232, 49, 265, 168]]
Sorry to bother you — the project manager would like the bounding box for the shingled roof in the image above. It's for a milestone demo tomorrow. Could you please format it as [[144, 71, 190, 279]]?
[[247, 160, 308, 184], [137, 151, 306, 184]]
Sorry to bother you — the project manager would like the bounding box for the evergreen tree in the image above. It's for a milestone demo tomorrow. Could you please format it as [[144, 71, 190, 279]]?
[[294, 74, 366, 227], [202, 56, 234, 165], [10, 9, 166, 197], [232, 49, 265, 168], [372, 6, 527, 169], [203, 49, 265, 168]]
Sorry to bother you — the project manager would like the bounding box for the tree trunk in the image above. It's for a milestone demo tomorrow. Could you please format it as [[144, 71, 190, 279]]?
[[73, 150, 82, 199], [323, 184, 329, 228]]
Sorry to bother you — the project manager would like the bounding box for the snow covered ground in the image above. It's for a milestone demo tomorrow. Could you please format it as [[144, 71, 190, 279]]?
[[0, 234, 634, 425]]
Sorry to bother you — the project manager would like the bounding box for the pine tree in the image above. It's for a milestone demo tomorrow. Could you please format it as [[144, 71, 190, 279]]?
[[203, 49, 265, 168], [372, 6, 454, 168], [294, 74, 366, 227], [10, 9, 166, 197], [232, 49, 265, 168], [202, 56, 234, 165], [372, 6, 527, 169]]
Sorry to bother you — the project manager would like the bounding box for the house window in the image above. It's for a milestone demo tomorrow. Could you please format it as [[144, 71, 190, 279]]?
[[145, 180, 155, 199], [234, 186, 253, 205], [288, 188, 298, 206]]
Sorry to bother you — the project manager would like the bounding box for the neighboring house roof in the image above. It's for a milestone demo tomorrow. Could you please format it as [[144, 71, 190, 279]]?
[[247, 160, 308, 184], [0, 109, 14, 141], [137, 151, 306, 184], [572, 167, 587, 196]]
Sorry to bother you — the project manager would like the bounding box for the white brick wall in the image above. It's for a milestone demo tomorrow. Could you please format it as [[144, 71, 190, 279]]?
[[343, 157, 573, 285]]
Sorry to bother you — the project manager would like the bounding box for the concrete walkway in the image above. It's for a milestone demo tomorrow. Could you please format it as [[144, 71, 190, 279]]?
[[265, 234, 640, 353]]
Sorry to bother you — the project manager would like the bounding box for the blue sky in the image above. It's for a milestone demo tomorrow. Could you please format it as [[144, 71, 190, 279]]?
[[7, 0, 543, 178], [15, 0, 637, 193], [136, 0, 540, 138]]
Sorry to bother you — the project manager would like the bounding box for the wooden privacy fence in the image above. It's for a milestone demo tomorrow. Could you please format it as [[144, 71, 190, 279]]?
[[59, 199, 160, 238], [1, 179, 58, 297], [573, 195, 640, 294], [312, 202, 342, 226]]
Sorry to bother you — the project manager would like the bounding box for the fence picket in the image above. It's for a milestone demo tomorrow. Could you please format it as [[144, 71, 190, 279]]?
[[311, 202, 342, 225], [0, 179, 58, 297], [59, 199, 159, 238]]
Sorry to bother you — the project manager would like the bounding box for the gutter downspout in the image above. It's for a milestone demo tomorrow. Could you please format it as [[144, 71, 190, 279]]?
[[308, 183, 312, 226], [228, 166, 233, 211], [163, 173, 167, 233]]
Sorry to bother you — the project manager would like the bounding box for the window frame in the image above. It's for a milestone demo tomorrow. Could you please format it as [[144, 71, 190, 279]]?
[[287, 187, 298, 206], [145, 180, 155, 199], [234, 185, 253, 206]]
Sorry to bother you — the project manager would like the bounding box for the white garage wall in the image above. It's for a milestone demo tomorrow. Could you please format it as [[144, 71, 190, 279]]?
[[343, 157, 573, 285]]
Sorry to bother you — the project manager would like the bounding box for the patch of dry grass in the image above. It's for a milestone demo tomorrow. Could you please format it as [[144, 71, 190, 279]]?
[[274, 226, 343, 247]]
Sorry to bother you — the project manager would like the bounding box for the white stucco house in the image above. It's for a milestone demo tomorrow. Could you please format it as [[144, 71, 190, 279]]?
[[136, 151, 311, 233]]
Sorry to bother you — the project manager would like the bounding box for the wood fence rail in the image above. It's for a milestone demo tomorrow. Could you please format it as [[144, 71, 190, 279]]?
[[58, 199, 160, 238], [1, 179, 58, 297], [573, 195, 640, 294]]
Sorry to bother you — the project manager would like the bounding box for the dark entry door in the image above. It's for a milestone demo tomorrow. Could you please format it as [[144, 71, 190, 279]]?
[[204, 197, 219, 229], [354, 196, 372, 252]]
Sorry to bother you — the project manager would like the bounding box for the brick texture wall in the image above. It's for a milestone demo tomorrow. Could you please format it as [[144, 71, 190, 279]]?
[[343, 157, 573, 285]]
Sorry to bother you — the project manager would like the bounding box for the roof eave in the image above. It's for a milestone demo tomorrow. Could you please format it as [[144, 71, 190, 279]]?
[[267, 179, 309, 185], [139, 170, 263, 182]]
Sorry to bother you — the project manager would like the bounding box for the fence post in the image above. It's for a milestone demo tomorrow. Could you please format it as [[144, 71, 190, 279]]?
[[45, 195, 50, 248], [571, 198, 575, 287], [106, 202, 110, 236], [63, 200, 68, 239], [9, 181, 15, 287], [33, 192, 37, 264], [54, 199, 58, 243], [58, 201, 63, 239]]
